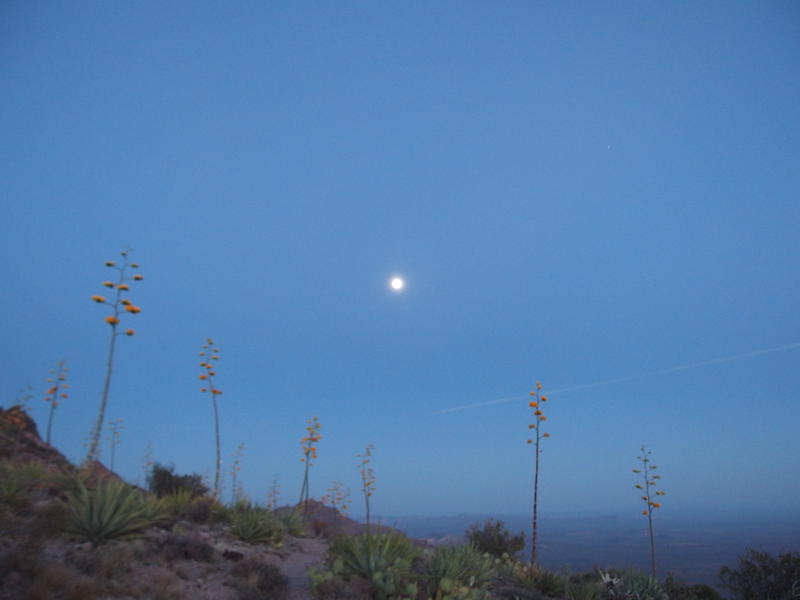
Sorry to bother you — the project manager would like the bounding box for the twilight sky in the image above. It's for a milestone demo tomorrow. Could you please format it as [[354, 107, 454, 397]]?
[[2, 2, 799, 519]]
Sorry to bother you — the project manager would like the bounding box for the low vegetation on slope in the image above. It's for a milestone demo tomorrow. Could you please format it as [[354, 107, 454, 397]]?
[[2, 405, 797, 600]]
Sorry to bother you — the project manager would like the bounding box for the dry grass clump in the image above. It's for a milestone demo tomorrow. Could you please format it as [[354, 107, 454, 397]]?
[[130, 565, 188, 600], [23, 562, 101, 600], [70, 538, 156, 578], [160, 531, 217, 563], [313, 574, 373, 600], [230, 556, 288, 600]]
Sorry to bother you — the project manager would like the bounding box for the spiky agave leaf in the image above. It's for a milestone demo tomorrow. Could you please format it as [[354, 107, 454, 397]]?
[[425, 543, 496, 596], [276, 509, 306, 536], [64, 480, 165, 546], [622, 570, 668, 600], [328, 531, 418, 580], [230, 508, 283, 546]]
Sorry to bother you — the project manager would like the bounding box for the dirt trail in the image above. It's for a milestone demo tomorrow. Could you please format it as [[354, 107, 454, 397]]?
[[282, 537, 329, 600]]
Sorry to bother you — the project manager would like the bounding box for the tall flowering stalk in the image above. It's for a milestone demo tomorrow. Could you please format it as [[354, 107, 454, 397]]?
[[526, 380, 551, 565], [198, 338, 224, 499], [357, 444, 376, 527], [297, 416, 321, 514], [86, 250, 143, 463], [140, 441, 155, 485], [321, 481, 350, 533], [230, 442, 246, 504], [106, 418, 124, 471], [266, 475, 281, 511], [43, 360, 69, 445], [634, 445, 666, 578]]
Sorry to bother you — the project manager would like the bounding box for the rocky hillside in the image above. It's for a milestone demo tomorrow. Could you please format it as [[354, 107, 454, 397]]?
[[0, 404, 379, 600]]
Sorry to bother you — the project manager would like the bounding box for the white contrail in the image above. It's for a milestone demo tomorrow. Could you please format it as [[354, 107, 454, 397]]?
[[432, 342, 800, 416]]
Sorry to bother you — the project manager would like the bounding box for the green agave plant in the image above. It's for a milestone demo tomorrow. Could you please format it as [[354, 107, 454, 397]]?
[[158, 489, 196, 517], [565, 580, 602, 600], [229, 508, 283, 546], [64, 480, 167, 546], [425, 544, 496, 596], [328, 531, 418, 580], [276, 509, 306, 536], [622, 570, 668, 600]]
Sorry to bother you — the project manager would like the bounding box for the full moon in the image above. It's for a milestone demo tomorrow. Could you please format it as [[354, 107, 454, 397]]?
[[390, 277, 405, 291]]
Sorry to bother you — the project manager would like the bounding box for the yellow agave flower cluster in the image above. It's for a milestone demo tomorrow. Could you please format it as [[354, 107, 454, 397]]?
[[323, 481, 351, 515], [526, 381, 551, 444], [357, 444, 376, 498], [43, 361, 69, 409], [91, 251, 143, 336], [300, 416, 322, 464], [634, 445, 665, 516], [198, 338, 223, 396]]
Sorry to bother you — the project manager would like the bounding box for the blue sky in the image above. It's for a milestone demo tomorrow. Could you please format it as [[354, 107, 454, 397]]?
[[2, 2, 799, 519]]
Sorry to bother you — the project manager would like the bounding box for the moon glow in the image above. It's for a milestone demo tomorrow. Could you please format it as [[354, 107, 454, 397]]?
[[390, 277, 405, 291]]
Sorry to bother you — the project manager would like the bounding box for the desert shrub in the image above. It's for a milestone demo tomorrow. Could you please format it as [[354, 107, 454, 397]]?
[[208, 498, 231, 523], [719, 548, 800, 600], [157, 489, 216, 522], [312, 574, 373, 600], [64, 480, 167, 546], [28, 500, 70, 540], [491, 577, 551, 600], [161, 531, 216, 562], [63, 576, 102, 600], [424, 543, 497, 597], [312, 517, 334, 538], [71, 539, 155, 578], [147, 463, 209, 498], [0, 545, 43, 584], [230, 557, 288, 600], [466, 519, 525, 559], [129, 565, 187, 600], [159, 489, 195, 516], [183, 495, 216, 522], [23, 562, 81, 600], [663, 573, 723, 600], [230, 507, 284, 546], [502, 562, 565, 598], [0, 460, 50, 510]]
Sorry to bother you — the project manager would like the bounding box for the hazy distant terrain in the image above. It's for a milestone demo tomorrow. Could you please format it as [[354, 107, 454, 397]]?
[[385, 513, 800, 588]]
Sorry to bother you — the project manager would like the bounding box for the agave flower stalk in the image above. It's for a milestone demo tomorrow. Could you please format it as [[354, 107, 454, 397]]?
[[266, 475, 281, 511], [86, 250, 143, 463], [634, 445, 666, 578], [230, 442, 246, 504], [43, 360, 69, 445], [297, 416, 321, 515], [324, 481, 350, 532], [526, 380, 551, 565], [198, 338, 224, 499], [357, 444, 376, 527], [106, 418, 124, 472], [140, 440, 154, 486]]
